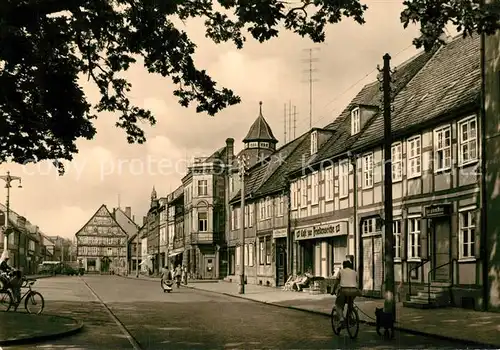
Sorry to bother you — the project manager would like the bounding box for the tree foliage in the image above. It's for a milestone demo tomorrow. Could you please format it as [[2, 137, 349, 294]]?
[[0, 0, 498, 172]]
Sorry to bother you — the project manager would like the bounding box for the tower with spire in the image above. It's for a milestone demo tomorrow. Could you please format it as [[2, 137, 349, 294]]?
[[239, 102, 278, 168], [150, 186, 158, 208]]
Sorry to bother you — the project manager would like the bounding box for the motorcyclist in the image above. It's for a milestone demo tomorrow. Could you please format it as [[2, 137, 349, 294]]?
[[0, 251, 22, 304]]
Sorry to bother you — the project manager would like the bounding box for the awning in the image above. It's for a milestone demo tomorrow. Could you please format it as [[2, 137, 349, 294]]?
[[168, 249, 184, 257]]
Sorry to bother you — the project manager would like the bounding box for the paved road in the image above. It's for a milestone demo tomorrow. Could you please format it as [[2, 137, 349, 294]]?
[[3, 276, 480, 349]]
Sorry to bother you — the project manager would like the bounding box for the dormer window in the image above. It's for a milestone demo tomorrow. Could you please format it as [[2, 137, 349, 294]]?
[[351, 107, 360, 135], [260, 142, 269, 148], [311, 131, 318, 154]]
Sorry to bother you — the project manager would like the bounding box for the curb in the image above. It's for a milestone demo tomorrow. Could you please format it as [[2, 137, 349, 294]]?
[[0, 315, 84, 346], [183, 284, 497, 349]]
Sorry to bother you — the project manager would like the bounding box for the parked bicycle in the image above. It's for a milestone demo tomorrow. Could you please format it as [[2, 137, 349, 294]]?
[[0, 276, 45, 314], [330, 294, 360, 339]]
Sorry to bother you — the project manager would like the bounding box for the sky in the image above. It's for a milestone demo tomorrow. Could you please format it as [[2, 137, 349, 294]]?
[[0, 2, 431, 238]]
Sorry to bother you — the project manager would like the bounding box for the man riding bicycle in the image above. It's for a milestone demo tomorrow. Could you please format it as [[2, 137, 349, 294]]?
[[332, 260, 360, 326]]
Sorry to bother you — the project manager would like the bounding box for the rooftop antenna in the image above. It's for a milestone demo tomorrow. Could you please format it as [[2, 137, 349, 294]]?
[[293, 106, 297, 139], [302, 47, 320, 129], [284, 103, 287, 144], [288, 100, 292, 141]]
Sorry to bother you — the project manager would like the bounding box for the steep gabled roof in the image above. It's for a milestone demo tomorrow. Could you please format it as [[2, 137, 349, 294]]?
[[74, 204, 127, 237], [113, 208, 139, 238], [295, 43, 439, 172], [230, 134, 307, 203], [243, 102, 278, 143], [349, 33, 479, 153]]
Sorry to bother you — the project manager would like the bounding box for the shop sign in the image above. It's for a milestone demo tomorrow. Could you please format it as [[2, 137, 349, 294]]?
[[425, 204, 452, 218], [295, 221, 348, 240], [273, 228, 288, 239], [315, 222, 348, 238], [295, 227, 314, 240]]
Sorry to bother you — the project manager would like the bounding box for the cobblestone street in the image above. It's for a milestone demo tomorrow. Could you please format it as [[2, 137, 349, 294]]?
[[1, 276, 491, 349]]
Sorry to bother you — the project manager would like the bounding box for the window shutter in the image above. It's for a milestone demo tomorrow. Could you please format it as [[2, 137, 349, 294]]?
[[475, 209, 481, 258], [401, 218, 407, 260], [420, 218, 428, 259]]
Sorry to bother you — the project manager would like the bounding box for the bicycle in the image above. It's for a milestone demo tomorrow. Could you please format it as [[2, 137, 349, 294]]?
[[330, 293, 360, 339], [0, 277, 45, 314]]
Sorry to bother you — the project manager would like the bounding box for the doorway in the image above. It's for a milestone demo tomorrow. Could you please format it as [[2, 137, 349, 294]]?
[[432, 218, 451, 282], [275, 238, 287, 286]]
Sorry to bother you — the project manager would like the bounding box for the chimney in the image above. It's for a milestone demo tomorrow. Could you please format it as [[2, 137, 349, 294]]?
[[125, 206, 132, 218], [132, 215, 136, 223], [226, 138, 234, 167]]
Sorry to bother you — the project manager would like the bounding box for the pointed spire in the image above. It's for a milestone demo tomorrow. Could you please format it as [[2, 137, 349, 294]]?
[[151, 186, 157, 201], [243, 101, 278, 143]]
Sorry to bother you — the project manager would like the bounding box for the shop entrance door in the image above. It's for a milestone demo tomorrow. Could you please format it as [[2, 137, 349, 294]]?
[[276, 240, 287, 287]]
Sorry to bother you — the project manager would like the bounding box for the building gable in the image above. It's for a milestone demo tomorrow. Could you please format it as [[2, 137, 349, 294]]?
[[75, 204, 127, 238]]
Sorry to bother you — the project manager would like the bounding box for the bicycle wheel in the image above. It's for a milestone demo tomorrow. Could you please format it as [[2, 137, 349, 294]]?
[[330, 307, 341, 335], [0, 290, 13, 311], [25, 291, 44, 315], [346, 306, 359, 339]]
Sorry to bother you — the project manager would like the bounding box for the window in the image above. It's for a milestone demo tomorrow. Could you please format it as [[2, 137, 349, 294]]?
[[260, 200, 266, 221], [312, 172, 319, 205], [339, 160, 349, 198], [362, 218, 376, 235], [434, 126, 451, 171], [458, 116, 478, 166], [249, 204, 254, 227], [266, 236, 272, 264], [248, 243, 254, 266], [236, 246, 240, 266], [291, 182, 297, 209], [244, 206, 249, 228], [260, 142, 269, 148], [259, 238, 265, 265], [29, 240, 35, 251], [392, 142, 402, 182], [297, 180, 302, 208], [325, 167, 334, 201], [393, 220, 401, 260], [459, 209, 476, 259], [229, 177, 234, 192], [407, 135, 421, 178], [266, 197, 272, 218], [362, 153, 373, 188], [244, 244, 249, 266], [249, 142, 258, 148], [278, 196, 284, 217], [311, 131, 318, 154], [408, 217, 421, 259], [301, 178, 308, 208], [197, 179, 208, 196], [351, 107, 361, 135]]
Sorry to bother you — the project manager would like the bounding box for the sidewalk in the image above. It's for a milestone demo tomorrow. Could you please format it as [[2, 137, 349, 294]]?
[[119, 273, 219, 284], [184, 281, 500, 348], [0, 312, 83, 346]]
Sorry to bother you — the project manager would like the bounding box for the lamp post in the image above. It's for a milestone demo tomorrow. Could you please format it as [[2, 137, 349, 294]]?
[[0, 171, 22, 257], [238, 155, 249, 294]]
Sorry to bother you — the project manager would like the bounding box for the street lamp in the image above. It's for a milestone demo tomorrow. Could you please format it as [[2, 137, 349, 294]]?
[[238, 154, 249, 294], [0, 171, 22, 256]]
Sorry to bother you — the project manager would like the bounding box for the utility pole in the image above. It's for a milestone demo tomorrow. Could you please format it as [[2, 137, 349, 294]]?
[[293, 106, 298, 139], [135, 229, 139, 277], [302, 48, 320, 129], [380, 54, 396, 319], [0, 172, 22, 257], [238, 154, 249, 294]]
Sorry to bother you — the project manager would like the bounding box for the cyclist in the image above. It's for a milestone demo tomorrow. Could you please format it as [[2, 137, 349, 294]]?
[[332, 260, 360, 328], [0, 251, 22, 304]]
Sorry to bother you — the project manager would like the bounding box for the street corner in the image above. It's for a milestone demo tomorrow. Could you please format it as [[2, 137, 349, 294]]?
[[0, 312, 84, 346]]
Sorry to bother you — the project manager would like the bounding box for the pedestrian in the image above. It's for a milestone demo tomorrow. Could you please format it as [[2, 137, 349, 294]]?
[[182, 265, 188, 285], [174, 265, 182, 288]]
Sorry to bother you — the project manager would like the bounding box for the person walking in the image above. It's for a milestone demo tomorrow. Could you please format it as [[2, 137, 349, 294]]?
[[160, 265, 172, 293], [174, 265, 182, 288]]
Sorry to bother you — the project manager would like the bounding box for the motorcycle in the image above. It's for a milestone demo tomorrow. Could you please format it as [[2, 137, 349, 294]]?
[[161, 279, 173, 293]]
